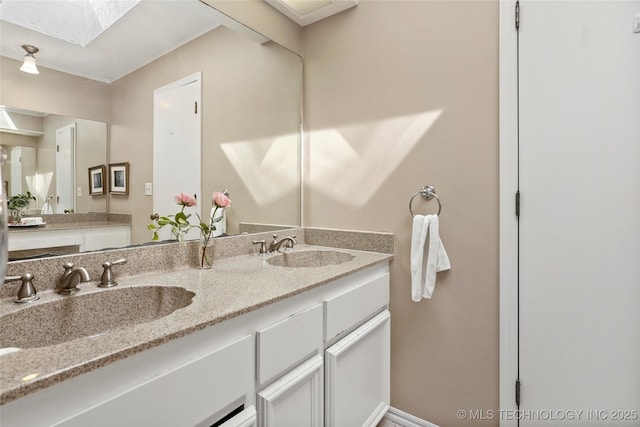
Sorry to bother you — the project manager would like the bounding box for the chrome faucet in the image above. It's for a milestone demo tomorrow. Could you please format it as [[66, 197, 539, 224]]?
[[4, 273, 39, 303], [252, 240, 268, 255], [269, 234, 297, 253], [56, 262, 90, 294], [100, 258, 127, 288]]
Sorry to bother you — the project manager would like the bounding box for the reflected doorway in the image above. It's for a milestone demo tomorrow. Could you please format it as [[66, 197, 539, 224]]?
[[55, 123, 75, 214]]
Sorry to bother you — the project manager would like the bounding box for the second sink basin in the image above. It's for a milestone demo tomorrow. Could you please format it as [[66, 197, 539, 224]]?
[[0, 285, 195, 349], [267, 250, 355, 268]]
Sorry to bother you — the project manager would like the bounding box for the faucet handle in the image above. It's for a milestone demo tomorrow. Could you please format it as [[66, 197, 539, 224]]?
[[4, 273, 39, 304], [100, 258, 127, 288], [252, 240, 268, 255], [103, 258, 127, 268], [62, 261, 75, 271]]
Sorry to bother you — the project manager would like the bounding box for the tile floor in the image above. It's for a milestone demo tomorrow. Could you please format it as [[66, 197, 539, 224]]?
[[377, 419, 403, 427]]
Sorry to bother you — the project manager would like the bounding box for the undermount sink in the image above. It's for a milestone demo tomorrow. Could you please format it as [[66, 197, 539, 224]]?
[[266, 250, 355, 268], [0, 286, 195, 349]]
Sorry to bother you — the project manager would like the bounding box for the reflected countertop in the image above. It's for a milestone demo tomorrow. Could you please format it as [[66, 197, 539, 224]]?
[[8, 221, 130, 234]]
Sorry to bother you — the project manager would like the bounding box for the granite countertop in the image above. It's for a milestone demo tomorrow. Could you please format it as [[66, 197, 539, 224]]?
[[8, 221, 130, 233], [0, 244, 392, 404]]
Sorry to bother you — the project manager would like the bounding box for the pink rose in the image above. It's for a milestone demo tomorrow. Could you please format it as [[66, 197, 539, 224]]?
[[212, 191, 231, 208], [175, 193, 197, 207]]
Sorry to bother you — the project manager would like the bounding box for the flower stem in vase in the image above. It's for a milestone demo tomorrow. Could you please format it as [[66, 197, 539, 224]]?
[[198, 234, 214, 269]]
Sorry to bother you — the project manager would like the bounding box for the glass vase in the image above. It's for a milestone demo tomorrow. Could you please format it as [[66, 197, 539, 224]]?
[[197, 234, 214, 269]]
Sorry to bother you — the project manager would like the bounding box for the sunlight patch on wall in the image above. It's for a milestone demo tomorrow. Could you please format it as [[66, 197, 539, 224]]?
[[220, 134, 299, 205], [308, 109, 442, 206]]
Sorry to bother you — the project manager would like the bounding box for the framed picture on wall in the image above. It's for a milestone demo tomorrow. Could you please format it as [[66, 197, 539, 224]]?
[[109, 162, 129, 195], [88, 165, 106, 195]]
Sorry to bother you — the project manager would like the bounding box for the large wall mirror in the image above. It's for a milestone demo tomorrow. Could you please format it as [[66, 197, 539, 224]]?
[[0, 0, 302, 254]]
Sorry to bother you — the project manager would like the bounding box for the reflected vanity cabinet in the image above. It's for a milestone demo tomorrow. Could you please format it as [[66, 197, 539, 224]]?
[[0, 262, 390, 427], [8, 225, 131, 257]]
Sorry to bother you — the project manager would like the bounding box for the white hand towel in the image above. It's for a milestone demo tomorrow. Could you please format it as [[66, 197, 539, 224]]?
[[410, 214, 430, 302], [437, 238, 451, 272], [422, 214, 451, 299], [41, 202, 53, 215], [411, 214, 452, 301]]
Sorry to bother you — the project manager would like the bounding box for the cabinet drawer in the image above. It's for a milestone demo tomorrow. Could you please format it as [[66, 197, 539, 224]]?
[[256, 304, 323, 386], [206, 405, 257, 427], [55, 335, 253, 427], [324, 273, 389, 342]]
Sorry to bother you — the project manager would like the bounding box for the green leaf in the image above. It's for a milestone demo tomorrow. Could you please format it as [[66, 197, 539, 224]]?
[[8, 192, 36, 211], [152, 231, 159, 241]]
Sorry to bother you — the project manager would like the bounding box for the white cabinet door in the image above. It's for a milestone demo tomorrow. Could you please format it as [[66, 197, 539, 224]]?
[[325, 310, 390, 427], [257, 355, 323, 427]]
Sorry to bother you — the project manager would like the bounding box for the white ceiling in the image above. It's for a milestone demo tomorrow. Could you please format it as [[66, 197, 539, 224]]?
[[0, 0, 221, 83], [265, 0, 358, 27]]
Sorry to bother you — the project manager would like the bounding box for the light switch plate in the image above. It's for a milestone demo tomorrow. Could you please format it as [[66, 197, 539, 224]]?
[[145, 182, 153, 196], [77, 186, 82, 196]]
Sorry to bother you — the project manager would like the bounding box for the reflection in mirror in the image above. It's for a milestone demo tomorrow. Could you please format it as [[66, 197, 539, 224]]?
[[0, 106, 107, 214], [0, 0, 302, 260]]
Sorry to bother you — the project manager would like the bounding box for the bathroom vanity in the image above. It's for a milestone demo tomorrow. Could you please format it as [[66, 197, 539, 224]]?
[[0, 228, 393, 427], [8, 222, 131, 257]]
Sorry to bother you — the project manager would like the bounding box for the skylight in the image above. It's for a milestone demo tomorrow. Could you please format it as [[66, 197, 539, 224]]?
[[0, 0, 140, 47]]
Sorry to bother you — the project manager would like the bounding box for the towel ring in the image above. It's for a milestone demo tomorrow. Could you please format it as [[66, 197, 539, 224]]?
[[409, 185, 442, 216]]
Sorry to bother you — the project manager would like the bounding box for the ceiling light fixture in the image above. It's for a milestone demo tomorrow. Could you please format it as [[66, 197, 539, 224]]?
[[19, 45, 40, 74]]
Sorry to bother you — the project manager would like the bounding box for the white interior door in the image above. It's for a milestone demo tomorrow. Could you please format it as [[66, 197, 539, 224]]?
[[20, 146, 36, 196], [56, 123, 76, 214], [153, 73, 201, 241], [519, 1, 640, 425], [10, 147, 23, 195]]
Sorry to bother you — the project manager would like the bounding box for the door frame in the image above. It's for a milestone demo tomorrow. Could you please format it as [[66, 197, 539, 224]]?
[[499, 1, 519, 426]]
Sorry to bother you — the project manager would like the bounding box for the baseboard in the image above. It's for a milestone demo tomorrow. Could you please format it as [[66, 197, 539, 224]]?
[[366, 402, 390, 426], [383, 406, 440, 427]]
